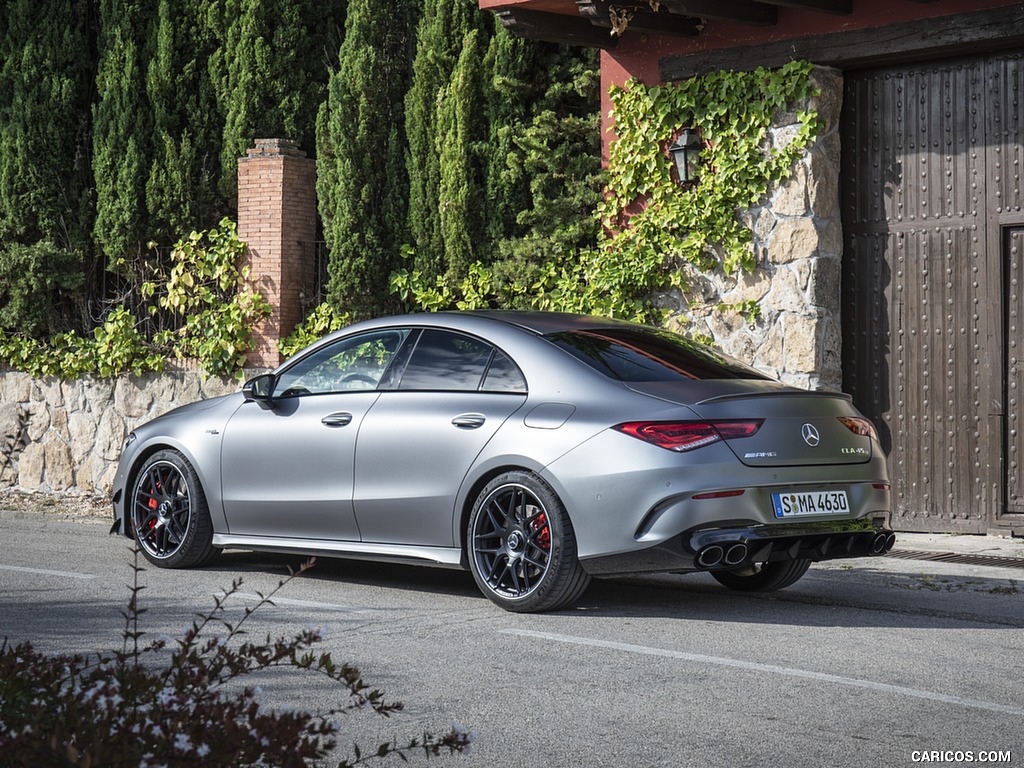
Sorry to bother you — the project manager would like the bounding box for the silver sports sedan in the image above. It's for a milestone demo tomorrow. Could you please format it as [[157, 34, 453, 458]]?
[[111, 312, 894, 612]]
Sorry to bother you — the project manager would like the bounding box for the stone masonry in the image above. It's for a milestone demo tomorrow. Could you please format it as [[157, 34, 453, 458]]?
[[678, 67, 844, 392], [0, 369, 239, 497]]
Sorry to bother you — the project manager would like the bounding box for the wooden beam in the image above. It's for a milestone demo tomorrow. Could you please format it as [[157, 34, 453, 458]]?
[[576, 0, 700, 37], [756, 0, 852, 14], [659, 0, 777, 26], [494, 8, 619, 49], [660, 5, 1024, 81]]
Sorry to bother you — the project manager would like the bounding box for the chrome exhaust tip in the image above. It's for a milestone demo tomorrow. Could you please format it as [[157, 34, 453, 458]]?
[[723, 543, 748, 566], [696, 545, 725, 568]]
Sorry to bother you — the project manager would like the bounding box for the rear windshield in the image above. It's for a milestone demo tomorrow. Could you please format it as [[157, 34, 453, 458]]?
[[546, 327, 770, 382]]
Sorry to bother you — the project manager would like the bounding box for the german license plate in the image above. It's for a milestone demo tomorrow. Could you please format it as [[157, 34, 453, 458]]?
[[771, 490, 849, 518]]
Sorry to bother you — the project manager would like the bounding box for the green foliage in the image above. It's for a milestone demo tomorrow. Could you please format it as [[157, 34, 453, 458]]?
[[145, 219, 271, 378], [394, 61, 820, 325], [436, 29, 486, 278], [0, 554, 475, 766], [0, 220, 267, 380], [0, 0, 95, 251], [600, 61, 821, 277], [317, 0, 416, 321], [278, 302, 349, 359], [405, 0, 482, 282], [92, 0, 152, 271], [145, 0, 224, 244], [212, 0, 342, 207], [0, 242, 86, 338]]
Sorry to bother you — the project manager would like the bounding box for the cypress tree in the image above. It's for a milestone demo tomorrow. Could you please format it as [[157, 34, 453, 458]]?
[[495, 46, 604, 265], [0, 0, 94, 250], [213, 0, 343, 206], [145, 0, 223, 243], [404, 0, 483, 282], [436, 29, 486, 278], [93, 0, 153, 270], [316, 0, 416, 320], [0, 0, 94, 336], [481, 20, 536, 253]]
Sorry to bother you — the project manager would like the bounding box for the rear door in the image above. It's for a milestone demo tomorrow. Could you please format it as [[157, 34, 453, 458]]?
[[353, 329, 528, 546]]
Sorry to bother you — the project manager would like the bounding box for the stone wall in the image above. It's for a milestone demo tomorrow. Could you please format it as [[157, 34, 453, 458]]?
[[0, 369, 240, 498], [680, 67, 844, 392]]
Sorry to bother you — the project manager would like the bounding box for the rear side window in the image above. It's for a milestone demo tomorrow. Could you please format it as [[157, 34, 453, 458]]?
[[546, 327, 769, 382], [397, 330, 527, 392]]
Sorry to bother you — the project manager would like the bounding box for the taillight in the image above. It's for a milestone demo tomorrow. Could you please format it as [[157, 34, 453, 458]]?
[[838, 416, 878, 440], [614, 420, 763, 452]]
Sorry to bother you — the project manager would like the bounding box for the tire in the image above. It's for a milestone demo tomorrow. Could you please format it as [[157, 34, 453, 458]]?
[[130, 449, 219, 568], [467, 471, 591, 613], [710, 558, 812, 592]]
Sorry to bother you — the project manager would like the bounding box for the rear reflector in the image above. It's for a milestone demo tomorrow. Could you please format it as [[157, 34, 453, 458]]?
[[614, 420, 763, 452], [692, 489, 746, 500]]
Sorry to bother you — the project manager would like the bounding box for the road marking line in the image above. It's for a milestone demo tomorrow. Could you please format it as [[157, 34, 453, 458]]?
[[235, 592, 373, 613], [0, 564, 96, 580], [502, 628, 1024, 718]]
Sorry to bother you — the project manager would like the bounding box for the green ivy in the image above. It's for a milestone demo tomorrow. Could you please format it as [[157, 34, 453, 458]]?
[[392, 61, 821, 325], [145, 220, 270, 378], [278, 302, 350, 359], [0, 219, 268, 380]]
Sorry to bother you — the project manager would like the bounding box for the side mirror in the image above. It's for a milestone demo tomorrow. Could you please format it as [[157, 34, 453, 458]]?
[[242, 373, 277, 409]]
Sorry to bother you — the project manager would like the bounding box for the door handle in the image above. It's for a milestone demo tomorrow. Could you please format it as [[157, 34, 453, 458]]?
[[321, 412, 353, 427], [452, 413, 486, 429]]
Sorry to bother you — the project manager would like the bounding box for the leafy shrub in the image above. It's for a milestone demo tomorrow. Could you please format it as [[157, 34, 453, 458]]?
[[0, 219, 268, 380], [0, 554, 475, 767], [278, 302, 350, 360], [0, 241, 86, 338]]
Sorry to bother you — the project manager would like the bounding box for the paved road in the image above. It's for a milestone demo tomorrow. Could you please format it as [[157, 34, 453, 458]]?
[[1, 514, 1022, 768]]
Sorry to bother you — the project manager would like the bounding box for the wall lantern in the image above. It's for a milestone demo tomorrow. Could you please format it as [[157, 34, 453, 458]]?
[[668, 128, 703, 186]]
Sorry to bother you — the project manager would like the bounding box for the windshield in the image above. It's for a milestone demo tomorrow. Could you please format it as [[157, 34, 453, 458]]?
[[545, 327, 770, 382]]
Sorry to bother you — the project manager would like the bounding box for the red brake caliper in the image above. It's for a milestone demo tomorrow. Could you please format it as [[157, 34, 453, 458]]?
[[531, 513, 551, 550], [146, 481, 159, 528]]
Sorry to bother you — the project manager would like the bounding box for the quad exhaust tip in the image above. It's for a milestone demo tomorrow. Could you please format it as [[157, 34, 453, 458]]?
[[695, 531, 895, 569]]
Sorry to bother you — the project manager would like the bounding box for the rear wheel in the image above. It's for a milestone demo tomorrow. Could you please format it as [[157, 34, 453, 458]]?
[[710, 558, 811, 592], [130, 449, 219, 568], [467, 471, 590, 613]]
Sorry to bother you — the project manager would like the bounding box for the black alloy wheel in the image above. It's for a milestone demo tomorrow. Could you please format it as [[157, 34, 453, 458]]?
[[130, 449, 219, 568], [468, 470, 590, 613]]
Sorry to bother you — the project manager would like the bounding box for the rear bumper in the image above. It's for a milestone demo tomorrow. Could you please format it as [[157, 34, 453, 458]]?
[[580, 516, 894, 576]]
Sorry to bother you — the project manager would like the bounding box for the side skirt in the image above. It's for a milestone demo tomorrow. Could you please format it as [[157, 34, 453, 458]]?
[[211, 534, 466, 570]]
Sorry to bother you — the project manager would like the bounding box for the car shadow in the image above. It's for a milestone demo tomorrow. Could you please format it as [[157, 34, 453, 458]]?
[[200, 551, 1024, 630]]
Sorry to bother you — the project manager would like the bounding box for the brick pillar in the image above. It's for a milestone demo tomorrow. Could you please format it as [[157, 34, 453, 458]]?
[[237, 138, 317, 368]]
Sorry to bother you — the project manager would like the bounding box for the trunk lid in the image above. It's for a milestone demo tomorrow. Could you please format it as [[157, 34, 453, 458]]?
[[625, 380, 874, 466]]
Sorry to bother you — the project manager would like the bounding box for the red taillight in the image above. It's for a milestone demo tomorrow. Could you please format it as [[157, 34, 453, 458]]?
[[838, 416, 878, 440], [614, 420, 763, 452]]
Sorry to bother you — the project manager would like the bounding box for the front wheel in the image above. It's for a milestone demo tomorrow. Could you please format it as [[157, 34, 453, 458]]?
[[710, 558, 811, 592], [467, 471, 590, 613], [130, 449, 220, 568]]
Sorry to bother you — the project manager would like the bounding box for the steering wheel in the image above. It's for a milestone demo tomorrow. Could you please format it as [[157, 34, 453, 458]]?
[[340, 374, 377, 389]]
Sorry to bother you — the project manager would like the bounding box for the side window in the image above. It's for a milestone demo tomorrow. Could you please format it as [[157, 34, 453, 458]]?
[[482, 350, 527, 393], [398, 330, 494, 391], [275, 329, 410, 396]]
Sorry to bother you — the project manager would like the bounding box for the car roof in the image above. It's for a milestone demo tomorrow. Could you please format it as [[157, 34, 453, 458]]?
[[448, 310, 638, 336]]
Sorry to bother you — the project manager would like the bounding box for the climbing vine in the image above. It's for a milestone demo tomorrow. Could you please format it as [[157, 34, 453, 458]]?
[[393, 60, 822, 325], [0, 220, 269, 379]]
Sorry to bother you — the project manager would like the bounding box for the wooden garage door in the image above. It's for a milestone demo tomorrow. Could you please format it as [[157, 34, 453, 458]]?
[[842, 52, 1024, 533]]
